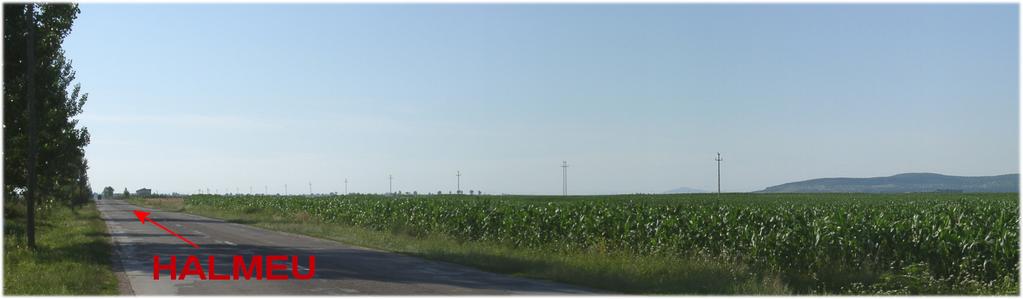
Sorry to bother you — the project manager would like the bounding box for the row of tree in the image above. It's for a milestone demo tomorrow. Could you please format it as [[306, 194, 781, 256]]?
[[4, 3, 91, 248], [100, 186, 131, 199]]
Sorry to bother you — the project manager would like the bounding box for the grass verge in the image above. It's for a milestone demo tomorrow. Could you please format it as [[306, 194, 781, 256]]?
[[3, 202, 119, 295], [129, 197, 789, 294]]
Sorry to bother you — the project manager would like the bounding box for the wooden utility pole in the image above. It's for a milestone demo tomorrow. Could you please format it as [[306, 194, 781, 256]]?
[[23, 3, 38, 249]]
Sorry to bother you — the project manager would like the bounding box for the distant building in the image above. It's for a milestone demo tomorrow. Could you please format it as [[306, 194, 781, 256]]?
[[136, 188, 152, 196]]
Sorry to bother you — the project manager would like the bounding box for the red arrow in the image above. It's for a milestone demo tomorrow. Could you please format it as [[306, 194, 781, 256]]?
[[133, 210, 199, 248]]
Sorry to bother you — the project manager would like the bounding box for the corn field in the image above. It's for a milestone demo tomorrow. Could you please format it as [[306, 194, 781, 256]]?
[[185, 193, 1018, 292]]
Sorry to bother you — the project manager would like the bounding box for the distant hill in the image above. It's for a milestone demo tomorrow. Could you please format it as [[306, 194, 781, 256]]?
[[758, 173, 1019, 193], [663, 187, 708, 194]]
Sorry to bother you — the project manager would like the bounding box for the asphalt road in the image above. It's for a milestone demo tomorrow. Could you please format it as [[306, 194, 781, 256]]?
[[97, 199, 596, 295]]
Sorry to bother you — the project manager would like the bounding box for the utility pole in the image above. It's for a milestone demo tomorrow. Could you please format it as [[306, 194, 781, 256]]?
[[344, 178, 348, 195], [308, 181, 312, 195], [23, 4, 38, 248], [388, 175, 393, 195], [561, 161, 569, 196], [285, 184, 288, 196], [715, 152, 723, 195], [456, 171, 461, 194]]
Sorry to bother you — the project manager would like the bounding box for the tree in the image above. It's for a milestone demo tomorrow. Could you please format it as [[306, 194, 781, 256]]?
[[69, 158, 91, 207], [3, 3, 89, 248], [122, 188, 129, 198], [102, 186, 114, 198]]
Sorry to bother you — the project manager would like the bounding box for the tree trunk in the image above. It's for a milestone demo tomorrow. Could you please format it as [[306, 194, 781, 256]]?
[[23, 3, 38, 249]]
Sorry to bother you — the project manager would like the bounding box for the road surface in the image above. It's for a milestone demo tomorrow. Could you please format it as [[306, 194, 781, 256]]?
[[97, 199, 596, 295]]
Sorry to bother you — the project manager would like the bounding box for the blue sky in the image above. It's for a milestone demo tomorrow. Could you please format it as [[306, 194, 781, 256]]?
[[64, 4, 1019, 195]]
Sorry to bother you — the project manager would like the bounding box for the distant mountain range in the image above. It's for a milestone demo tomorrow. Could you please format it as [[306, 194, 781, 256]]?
[[758, 173, 1019, 193], [663, 186, 708, 194]]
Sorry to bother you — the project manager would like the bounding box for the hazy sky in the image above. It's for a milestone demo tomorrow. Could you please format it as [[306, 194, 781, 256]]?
[[64, 4, 1019, 195]]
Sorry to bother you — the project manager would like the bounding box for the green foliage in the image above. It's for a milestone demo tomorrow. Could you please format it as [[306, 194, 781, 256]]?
[[3, 202, 118, 295], [101, 186, 114, 199], [185, 193, 1018, 294], [3, 3, 91, 210]]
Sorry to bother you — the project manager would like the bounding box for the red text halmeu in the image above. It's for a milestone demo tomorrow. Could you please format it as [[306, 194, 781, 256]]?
[[153, 255, 316, 280]]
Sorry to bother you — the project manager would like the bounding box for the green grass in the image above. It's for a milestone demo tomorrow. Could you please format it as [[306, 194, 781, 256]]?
[[129, 193, 1019, 295], [3, 202, 120, 295]]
